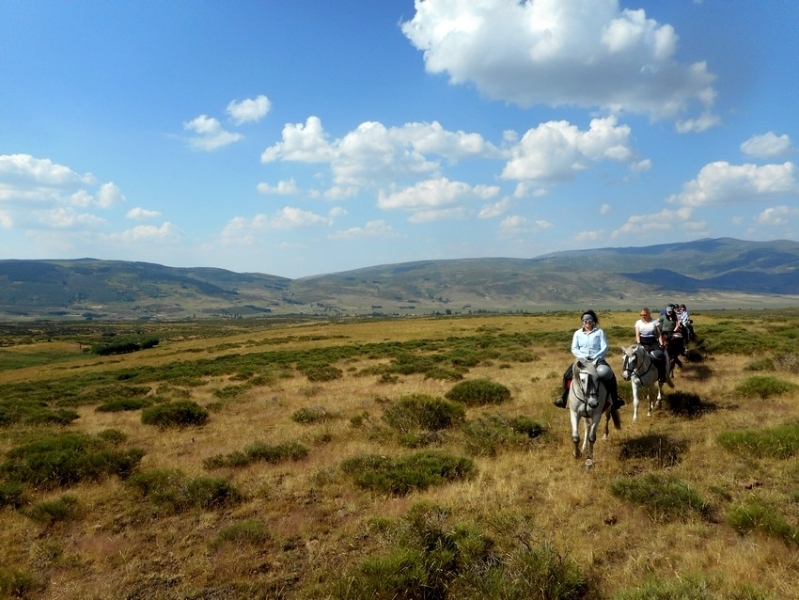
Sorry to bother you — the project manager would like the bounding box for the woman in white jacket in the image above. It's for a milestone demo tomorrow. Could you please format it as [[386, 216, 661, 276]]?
[[553, 309, 625, 410]]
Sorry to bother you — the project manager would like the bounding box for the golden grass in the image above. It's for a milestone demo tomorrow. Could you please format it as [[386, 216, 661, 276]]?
[[1, 312, 799, 598]]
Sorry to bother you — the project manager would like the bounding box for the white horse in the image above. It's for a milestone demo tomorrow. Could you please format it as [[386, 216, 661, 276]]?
[[620, 344, 668, 422], [568, 358, 621, 468]]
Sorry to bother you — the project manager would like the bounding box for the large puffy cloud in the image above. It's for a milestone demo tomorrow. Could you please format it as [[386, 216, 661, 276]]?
[[401, 0, 717, 125], [667, 161, 799, 207], [501, 116, 633, 183], [740, 132, 793, 159], [261, 117, 498, 191]]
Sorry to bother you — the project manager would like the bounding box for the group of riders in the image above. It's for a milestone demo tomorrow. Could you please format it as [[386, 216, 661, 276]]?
[[552, 304, 696, 410]]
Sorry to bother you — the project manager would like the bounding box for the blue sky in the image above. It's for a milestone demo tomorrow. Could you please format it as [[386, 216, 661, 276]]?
[[1, 0, 797, 278]]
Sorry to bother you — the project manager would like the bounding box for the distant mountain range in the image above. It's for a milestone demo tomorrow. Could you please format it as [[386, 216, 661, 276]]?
[[1, 238, 798, 320]]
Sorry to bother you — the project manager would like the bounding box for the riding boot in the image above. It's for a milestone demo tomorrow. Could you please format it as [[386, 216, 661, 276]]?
[[607, 376, 625, 410], [553, 368, 571, 408]]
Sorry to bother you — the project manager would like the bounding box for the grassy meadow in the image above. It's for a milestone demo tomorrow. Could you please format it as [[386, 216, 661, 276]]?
[[1, 309, 799, 599]]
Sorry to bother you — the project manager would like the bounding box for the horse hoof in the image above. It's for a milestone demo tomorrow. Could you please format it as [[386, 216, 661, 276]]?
[[585, 459, 594, 469]]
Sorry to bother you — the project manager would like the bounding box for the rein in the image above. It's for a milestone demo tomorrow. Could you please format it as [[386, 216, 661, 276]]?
[[625, 346, 656, 380]]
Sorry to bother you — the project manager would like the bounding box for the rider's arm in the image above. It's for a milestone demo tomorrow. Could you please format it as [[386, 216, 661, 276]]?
[[596, 329, 609, 360], [571, 330, 587, 359], [635, 323, 642, 344]]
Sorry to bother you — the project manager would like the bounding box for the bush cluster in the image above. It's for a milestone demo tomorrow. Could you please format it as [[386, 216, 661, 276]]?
[[611, 473, 710, 522], [335, 502, 590, 599], [127, 468, 242, 513], [141, 400, 209, 428], [204, 440, 309, 469], [340, 451, 474, 496], [717, 422, 799, 459], [382, 394, 466, 433], [445, 378, 511, 406], [0, 432, 144, 490], [462, 414, 544, 457]]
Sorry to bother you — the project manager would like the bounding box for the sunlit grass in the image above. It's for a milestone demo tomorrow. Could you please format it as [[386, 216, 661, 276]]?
[[0, 311, 798, 598]]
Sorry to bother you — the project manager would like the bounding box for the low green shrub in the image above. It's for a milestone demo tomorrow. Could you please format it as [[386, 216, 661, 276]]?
[[127, 468, 242, 513], [717, 422, 799, 459], [204, 441, 309, 469], [292, 406, 338, 424], [0, 567, 44, 598], [335, 502, 590, 600], [26, 494, 80, 523], [462, 414, 544, 456], [0, 482, 26, 508], [744, 357, 775, 372], [734, 375, 797, 399], [726, 500, 798, 545], [141, 400, 209, 428], [445, 378, 511, 406], [298, 363, 343, 382], [340, 451, 474, 496], [423, 366, 465, 381], [382, 394, 466, 433], [97, 428, 128, 444], [0, 432, 144, 490], [96, 398, 152, 412], [610, 473, 710, 522]]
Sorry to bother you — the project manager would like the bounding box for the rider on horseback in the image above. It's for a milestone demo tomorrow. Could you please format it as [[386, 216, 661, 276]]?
[[658, 305, 684, 369], [553, 310, 625, 410], [635, 307, 673, 387]]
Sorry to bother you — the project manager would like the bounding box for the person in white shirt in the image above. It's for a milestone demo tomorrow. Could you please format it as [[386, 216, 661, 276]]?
[[635, 307, 672, 387], [553, 310, 625, 410]]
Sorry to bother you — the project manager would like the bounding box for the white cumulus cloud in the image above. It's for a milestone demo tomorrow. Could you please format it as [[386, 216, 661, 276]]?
[[184, 115, 243, 151], [501, 116, 634, 184], [667, 161, 799, 207], [127, 207, 162, 220], [227, 95, 271, 125], [401, 0, 717, 125], [740, 132, 793, 159], [378, 177, 500, 214], [257, 179, 300, 196]]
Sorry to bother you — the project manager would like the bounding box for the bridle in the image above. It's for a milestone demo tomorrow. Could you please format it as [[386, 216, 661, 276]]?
[[572, 361, 601, 416], [622, 345, 655, 381]]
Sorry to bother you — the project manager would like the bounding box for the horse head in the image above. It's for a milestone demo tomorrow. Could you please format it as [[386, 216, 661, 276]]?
[[620, 344, 645, 381], [573, 359, 600, 410]]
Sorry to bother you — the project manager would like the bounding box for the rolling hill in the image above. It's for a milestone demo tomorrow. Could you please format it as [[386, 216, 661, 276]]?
[[1, 238, 798, 320]]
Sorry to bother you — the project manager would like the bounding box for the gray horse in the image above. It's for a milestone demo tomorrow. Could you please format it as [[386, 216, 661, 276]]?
[[568, 358, 621, 468], [620, 344, 666, 422]]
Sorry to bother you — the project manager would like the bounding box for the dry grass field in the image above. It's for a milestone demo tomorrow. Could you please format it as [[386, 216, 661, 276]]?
[[1, 310, 799, 599]]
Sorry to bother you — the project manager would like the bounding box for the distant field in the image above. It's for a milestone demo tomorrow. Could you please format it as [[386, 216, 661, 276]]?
[[1, 310, 799, 599]]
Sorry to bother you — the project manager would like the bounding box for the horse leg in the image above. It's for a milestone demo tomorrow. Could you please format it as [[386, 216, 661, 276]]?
[[631, 381, 640, 423], [656, 381, 663, 408], [570, 409, 582, 460], [585, 416, 600, 468]]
